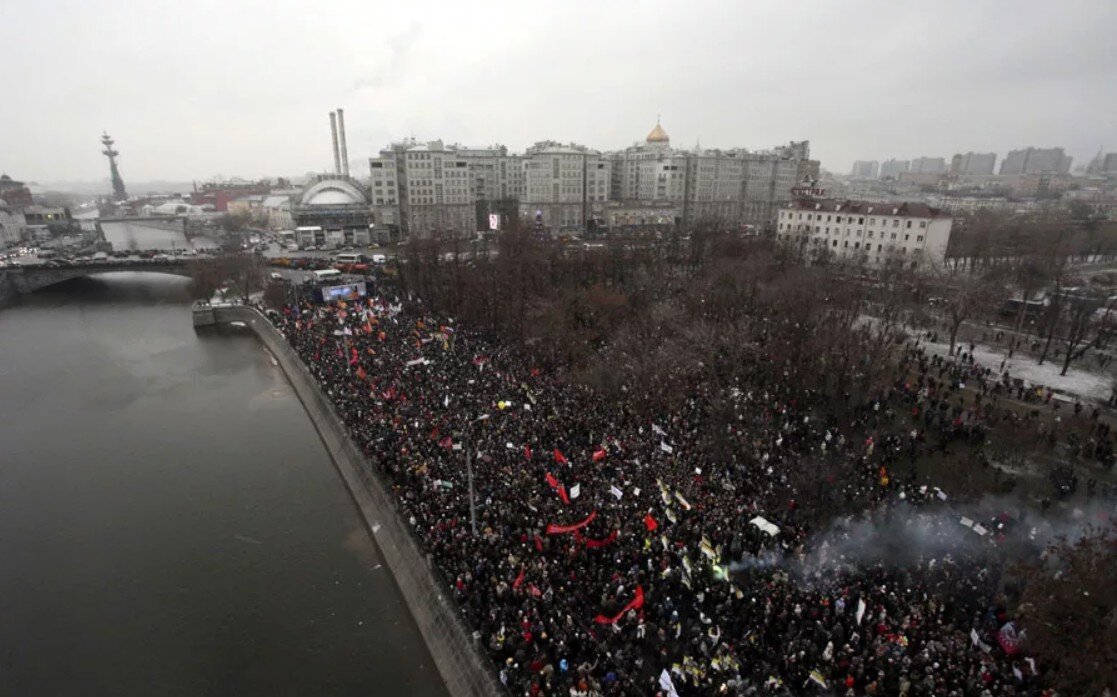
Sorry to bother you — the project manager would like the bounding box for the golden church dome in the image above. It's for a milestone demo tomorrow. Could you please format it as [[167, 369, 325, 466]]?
[[646, 121, 669, 143]]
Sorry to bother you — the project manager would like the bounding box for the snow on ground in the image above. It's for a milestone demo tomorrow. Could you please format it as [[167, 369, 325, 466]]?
[[917, 337, 1113, 403]]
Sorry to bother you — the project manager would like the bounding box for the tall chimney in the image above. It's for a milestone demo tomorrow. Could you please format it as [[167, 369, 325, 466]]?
[[337, 108, 350, 177], [329, 112, 342, 174]]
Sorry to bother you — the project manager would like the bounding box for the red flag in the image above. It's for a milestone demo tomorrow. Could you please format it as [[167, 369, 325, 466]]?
[[545, 472, 570, 505], [546, 510, 597, 535], [439, 436, 453, 449], [530, 368, 541, 377], [523, 445, 533, 461], [355, 365, 367, 380], [533, 535, 543, 552], [553, 449, 568, 465], [529, 584, 542, 598], [349, 347, 359, 366], [643, 513, 658, 532], [512, 566, 525, 589], [592, 447, 606, 462], [594, 585, 645, 624]]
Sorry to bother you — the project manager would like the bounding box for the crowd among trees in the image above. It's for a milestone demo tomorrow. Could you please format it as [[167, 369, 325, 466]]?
[[389, 211, 1117, 692]]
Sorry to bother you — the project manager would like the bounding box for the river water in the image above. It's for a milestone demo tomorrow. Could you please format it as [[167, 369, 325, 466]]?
[[0, 274, 446, 696]]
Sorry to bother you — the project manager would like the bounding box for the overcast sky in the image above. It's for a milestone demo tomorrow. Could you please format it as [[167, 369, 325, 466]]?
[[5, 0, 1115, 184]]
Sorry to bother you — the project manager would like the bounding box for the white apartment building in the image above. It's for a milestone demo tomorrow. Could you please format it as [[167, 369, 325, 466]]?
[[776, 199, 952, 268]]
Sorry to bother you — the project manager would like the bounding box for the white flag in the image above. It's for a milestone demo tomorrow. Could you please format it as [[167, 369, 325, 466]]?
[[610, 485, 623, 500], [749, 516, 780, 537], [652, 424, 667, 437], [570, 484, 581, 499], [405, 358, 428, 367], [658, 669, 680, 697], [856, 599, 866, 625], [660, 441, 674, 454]]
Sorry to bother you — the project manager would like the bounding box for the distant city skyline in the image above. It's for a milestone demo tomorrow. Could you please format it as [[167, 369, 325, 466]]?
[[3, 0, 1114, 184]]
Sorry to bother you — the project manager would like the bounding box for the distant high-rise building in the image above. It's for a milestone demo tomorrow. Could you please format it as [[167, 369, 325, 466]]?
[[999, 147, 1072, 175], [1101, 153, 1117, 175], [851, 160, 879, 178], [950, 152, 997, 175], [910, 157, 947, 174], [880, 159, 910, 179]]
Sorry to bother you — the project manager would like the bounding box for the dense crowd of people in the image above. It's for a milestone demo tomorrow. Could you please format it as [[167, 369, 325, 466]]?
[[268, 294, 1066, 696]]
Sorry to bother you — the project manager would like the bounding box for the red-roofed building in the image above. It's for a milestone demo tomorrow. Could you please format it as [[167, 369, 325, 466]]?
[[776, 198, 953, 268]]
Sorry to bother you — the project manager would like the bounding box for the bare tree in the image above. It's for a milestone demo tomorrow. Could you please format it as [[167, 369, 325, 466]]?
[[1016, 522, 1117, 695]]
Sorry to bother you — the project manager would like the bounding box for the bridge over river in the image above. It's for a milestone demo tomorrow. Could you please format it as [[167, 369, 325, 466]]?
[[1, 259, 192, 300]]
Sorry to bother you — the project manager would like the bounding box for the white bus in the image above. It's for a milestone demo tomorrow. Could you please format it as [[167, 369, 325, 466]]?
[[312, 268, 342, 282]]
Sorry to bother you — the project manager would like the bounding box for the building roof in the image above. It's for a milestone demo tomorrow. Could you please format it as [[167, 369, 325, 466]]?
[[785, 198, 950, 218], [646, 121, 670, 143]]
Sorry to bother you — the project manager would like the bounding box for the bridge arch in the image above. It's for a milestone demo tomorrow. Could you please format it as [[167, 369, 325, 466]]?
[[4, 263, 194, 294]]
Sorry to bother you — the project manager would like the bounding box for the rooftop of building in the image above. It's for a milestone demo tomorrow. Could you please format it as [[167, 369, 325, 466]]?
[[785, 198, 951, 218]]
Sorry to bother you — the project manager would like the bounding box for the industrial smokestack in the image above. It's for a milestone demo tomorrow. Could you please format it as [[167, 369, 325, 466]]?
[[337, 108, 350, 177], [329, 112, 342, 174]]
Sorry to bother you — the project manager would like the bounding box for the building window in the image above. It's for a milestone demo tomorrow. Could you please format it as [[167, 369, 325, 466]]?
[[916, 235, 923, 242], [920, 221, 927, 228], [893, 220, 899, 227], [891, 233, 897, 240], [858, 217, 864, 224], [832, 240, 837, 247], [906, 220, 912, 229], [904, 234, 910, 241]]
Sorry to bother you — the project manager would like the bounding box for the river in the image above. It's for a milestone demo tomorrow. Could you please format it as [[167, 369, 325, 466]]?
[[0, 273, 447, 696], [99, 220, 220, 252]]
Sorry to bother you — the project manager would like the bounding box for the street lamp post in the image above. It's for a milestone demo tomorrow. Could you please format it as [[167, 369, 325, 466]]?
[[462, 413, 490, 538], [467, 446, 477, 537]]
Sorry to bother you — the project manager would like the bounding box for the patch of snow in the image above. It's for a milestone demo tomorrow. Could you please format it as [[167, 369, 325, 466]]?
[[917, 338, 1112, 403]]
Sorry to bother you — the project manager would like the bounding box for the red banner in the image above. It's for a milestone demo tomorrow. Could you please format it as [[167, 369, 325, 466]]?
[[578, 530, 618, 549], [643, 513, 659, 532], [513, 566, 525, 590], [592, 447, 606, 462], [594, 585, 644, 624], [553, 449, 568, 465], [546, 510, 597, 535]]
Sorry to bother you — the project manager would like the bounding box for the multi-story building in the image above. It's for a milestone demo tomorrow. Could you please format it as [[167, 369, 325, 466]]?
[[369, 140, 525, 238], [0, 174, 34, 208], [880, 159, 911, 179], [775, 199, 952, 268], [999, 147, 1073, 175], [910, 157, 947, 174], [368, 122, 818, 237], [608, 123, 815, 230], [950, 152, 997, 175], [0, 203, 27, 245], [851, 161, 880, 178], [521, 141, 611, 233]]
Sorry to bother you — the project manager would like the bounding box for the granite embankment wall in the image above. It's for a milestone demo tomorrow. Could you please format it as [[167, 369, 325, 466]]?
[[213, 306, 504, 697]]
